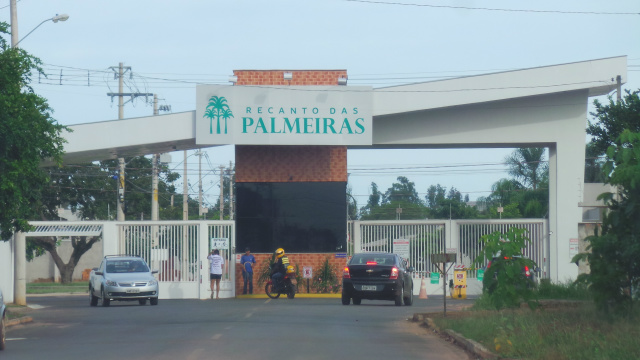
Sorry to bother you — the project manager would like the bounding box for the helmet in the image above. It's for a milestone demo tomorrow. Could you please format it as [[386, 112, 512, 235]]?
[[286, 265, 295, 274], [275, 248, 285, 258]]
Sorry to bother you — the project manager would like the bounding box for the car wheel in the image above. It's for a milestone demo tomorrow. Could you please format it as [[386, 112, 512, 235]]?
[[403, 284, 413, 306], [395, 286, 403, 306], [352, 296, 361, 305], [150, 298, 158, 306], [89, 287, 98, 307], [0, 314, 5, 351], [138, 299, 147, 306], [341, 292, 350, 305], [101, 288, 110, 307]]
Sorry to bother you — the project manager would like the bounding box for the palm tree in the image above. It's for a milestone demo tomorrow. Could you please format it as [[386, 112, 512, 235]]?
[[221, 108, 234, 134], [204, 96, 230, 134], [204, 107, 216, 134], [504, 148, 547, 190]]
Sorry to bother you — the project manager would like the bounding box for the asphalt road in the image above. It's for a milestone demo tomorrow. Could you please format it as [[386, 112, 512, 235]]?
[[4, 295, 475, 360]]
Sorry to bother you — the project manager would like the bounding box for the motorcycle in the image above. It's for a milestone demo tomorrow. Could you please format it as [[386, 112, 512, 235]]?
[[265, 273, 296, 299]]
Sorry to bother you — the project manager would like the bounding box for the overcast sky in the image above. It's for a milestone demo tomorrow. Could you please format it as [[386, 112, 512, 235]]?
[[2, 0, 639, 208]]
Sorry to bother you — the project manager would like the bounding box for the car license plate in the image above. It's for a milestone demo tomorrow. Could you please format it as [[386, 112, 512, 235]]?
[[361, 285, 376, 291], [126, 289, 140, 293]]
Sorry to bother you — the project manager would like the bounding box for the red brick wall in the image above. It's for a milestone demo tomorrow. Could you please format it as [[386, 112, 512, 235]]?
[[234, 253, 348, 295], [233, 70, 347, 86], [235, 145, 347, 182], [233, 70, 349, 296]]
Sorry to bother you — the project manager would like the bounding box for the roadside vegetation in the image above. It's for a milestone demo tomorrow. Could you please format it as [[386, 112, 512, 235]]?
[[26, 281, 88, 294], [432, 281, 639, 360]]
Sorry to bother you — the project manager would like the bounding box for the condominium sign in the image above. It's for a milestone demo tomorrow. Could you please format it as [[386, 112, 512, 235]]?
[[195, 85, 372, 145]]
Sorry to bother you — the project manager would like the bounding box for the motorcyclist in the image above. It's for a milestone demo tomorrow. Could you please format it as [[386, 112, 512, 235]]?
[[271, 248, 290, 292]]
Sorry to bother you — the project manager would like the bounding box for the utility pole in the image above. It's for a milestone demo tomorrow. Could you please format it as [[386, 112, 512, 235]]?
[[10, 0, 23, 306], [219, 165, 225, 220], [107, 62, 154, 221], [183, 151, 188, 221], [229, 162, 234, 220], [197, 151, 204, 218], [10, 0, 18, 48], [616, 75, 622, 103], [151, 94, 159, 221]]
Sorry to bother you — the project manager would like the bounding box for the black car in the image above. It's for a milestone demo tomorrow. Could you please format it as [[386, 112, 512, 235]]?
[[342, 252, 414, 306]]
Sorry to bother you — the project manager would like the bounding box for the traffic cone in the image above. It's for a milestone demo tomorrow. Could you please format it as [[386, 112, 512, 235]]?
[[419, 276, 428, 299]]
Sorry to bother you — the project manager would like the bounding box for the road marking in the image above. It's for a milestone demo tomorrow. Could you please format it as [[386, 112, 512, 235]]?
[[7, 338, 27, 341], [244, 312, 253, 319], [28, 304, 47, 310], [212, 334, 222, 340]]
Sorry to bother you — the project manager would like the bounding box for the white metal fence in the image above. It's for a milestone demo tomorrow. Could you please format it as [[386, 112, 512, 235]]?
[[351, 219, 548, 281], [116, 221, 235, 299]]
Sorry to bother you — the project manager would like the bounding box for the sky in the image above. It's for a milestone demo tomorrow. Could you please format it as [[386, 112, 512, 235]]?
[[2, 0, 639, 210]]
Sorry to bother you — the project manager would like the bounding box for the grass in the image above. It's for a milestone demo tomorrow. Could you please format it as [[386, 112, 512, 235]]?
[[26, 281, 89, 294], [431, 282, 640, 360]]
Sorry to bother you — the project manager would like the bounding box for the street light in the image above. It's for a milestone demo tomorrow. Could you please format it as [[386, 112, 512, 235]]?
[[13, 13, 70, 47]]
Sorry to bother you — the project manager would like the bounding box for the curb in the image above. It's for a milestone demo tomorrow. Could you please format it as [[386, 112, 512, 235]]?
[[6, 316, 33, 327], [413, 314, 498, 360]]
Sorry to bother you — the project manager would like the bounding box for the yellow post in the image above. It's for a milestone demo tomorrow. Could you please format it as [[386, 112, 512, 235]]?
[[452, 265, 467, 299]]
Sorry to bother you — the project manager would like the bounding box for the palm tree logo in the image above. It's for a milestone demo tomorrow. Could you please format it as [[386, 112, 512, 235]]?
[[203, 96, 234, 134]]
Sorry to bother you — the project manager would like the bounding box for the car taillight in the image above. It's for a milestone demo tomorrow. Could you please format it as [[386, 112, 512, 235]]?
[[366, 261, 377, 265], [390, 267, 399, 280], [524, 266, 530, 276], [343, 266, 350, 279]]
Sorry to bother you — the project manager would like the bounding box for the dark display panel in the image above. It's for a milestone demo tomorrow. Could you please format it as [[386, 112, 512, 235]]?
[[236, 182, 347, 253]]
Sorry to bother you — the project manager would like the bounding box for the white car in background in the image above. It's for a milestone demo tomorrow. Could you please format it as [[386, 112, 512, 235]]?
[[1, 288, 6, 350], [89, 255, 159, 307]]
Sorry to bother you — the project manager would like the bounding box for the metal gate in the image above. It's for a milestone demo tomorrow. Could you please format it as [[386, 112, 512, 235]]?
[[351, 219, 549, 295], [117, 221, 235, 299]]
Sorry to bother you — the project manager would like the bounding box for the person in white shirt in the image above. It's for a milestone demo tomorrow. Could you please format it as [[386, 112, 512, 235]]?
[[207, 249, 225, 299]]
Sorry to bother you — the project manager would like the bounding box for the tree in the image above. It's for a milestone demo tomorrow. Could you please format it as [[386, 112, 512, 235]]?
[[584, 142, 606, 183], [474, 227, 538, 309], [0, 22, 67, 240], [382, 176, 422, 205], [29, 157, 184, 283], [504, 148, 547, 191], [575, 130, 640, 316], [425, 184, 478, 219], [587, 90, 640, 156]]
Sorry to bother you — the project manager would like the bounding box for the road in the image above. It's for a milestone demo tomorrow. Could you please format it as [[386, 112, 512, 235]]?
[[4, 295, 475, 360]]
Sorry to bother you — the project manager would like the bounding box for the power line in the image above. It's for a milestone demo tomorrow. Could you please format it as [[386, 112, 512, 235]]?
[[344, 0, 640, 16]]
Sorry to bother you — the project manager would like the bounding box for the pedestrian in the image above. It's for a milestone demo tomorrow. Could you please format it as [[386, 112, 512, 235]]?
[[207, 249, 225, 299], [240, 247, 256, 294]]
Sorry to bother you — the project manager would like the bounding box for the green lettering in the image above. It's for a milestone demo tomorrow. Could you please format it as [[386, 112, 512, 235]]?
[[355, 118, 365, 134], [303, 117, 314, 134], [242, 117, 254, 133], [270, 117, 282, 133], [255, 117, 267, 133], [284, 117, 300, 133], [323, 118, 337, 134], [340, 118, 353, 134]]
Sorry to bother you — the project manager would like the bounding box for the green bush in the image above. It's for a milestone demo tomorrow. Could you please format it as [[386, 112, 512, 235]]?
[[311, 257, 341, 293]]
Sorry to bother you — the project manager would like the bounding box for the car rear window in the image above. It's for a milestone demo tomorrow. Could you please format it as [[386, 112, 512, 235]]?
[[350, 254, 395, 265]]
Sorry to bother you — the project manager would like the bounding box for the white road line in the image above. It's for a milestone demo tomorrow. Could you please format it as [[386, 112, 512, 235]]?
[[212, 334, 222, 340]]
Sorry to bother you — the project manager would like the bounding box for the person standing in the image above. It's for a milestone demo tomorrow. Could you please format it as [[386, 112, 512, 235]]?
[[240, 247, 256, 294], [207, 249, 225, 299]]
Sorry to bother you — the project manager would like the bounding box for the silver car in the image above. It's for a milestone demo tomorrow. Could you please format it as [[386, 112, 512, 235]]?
[[1, 288, 6, 350], [89, 256, 159, 306]]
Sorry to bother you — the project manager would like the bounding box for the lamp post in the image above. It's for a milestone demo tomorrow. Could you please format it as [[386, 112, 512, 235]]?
[[11, 9, 69, 48], [9, 0, 69, 306]]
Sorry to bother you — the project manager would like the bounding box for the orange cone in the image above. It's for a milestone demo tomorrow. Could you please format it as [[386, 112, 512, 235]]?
[[419, 276, 428, 299]]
